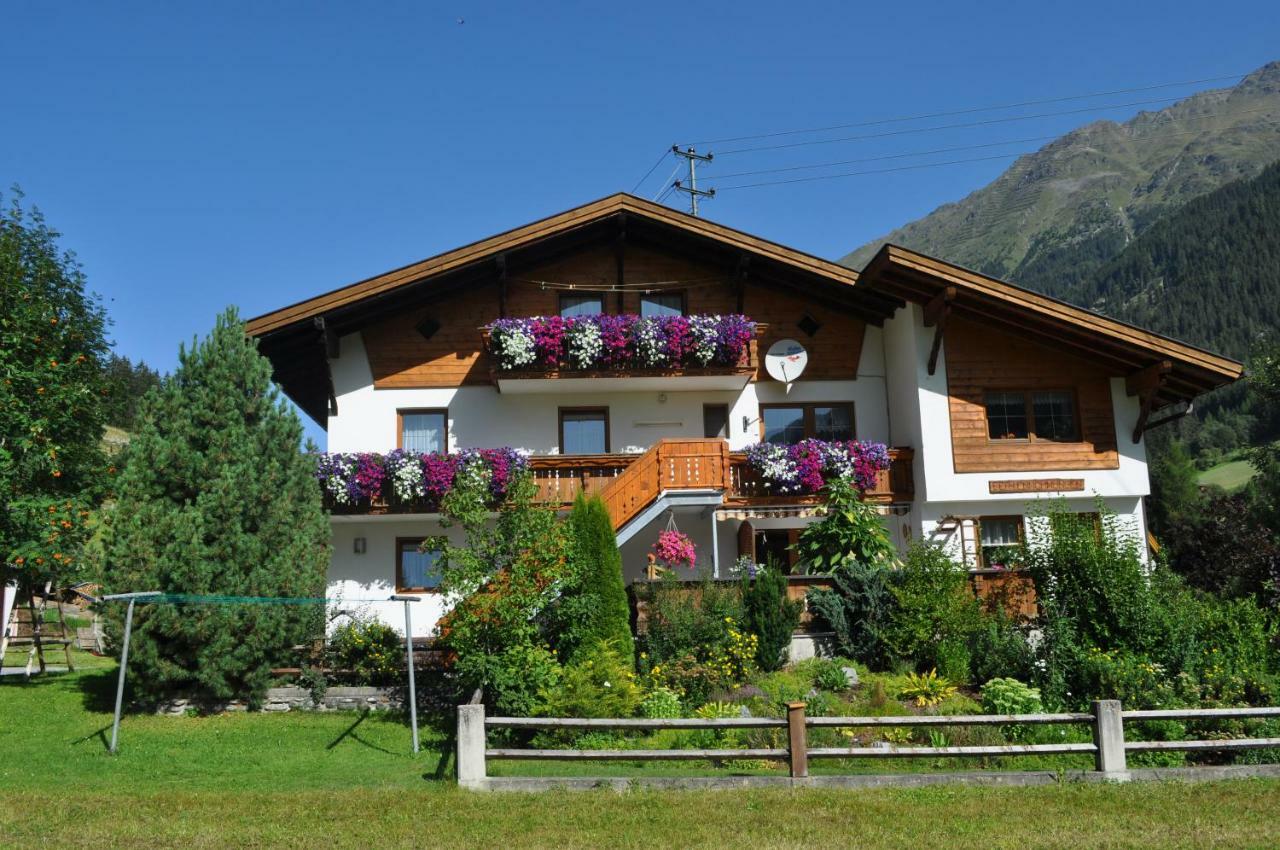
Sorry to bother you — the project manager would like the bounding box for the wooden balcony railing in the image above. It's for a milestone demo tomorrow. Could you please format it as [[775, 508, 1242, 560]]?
[[333, 443, 915, 524], [725, 447, 915, 505]]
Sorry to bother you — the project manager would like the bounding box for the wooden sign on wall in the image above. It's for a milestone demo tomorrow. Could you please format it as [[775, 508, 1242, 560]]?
[[989, 478, 1085, 494]]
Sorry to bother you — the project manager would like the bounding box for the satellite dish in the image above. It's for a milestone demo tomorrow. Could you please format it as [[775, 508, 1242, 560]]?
[[764, 338, 808, 387]]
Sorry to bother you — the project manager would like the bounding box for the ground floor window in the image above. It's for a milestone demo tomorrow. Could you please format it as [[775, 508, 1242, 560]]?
[[977, 516, 1024, 569], [396, 537, 443, 592]]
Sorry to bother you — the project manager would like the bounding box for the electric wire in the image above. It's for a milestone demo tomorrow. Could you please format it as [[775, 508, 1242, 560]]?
[[681, 71, 1247, 146], [716, 95, 1203, 155], [630, 148, 672, 194], [701, 107, 1273, 183]]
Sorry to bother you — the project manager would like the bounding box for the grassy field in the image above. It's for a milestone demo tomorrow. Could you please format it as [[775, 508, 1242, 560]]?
[[4, 654, 1280, 848], [1198, 456, 1258, 491]]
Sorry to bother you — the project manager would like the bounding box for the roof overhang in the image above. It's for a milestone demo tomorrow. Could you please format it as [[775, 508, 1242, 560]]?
[[859, 244, 1245, 412], [246, 193, 906, 425]]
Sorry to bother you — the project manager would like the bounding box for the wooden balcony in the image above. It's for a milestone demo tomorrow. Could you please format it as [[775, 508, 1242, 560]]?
[[483, 323, 766, 394], [329, 443, 915, 525]]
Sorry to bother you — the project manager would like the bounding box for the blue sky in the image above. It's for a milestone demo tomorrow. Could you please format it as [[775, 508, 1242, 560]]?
[[3, 1, 1277, 439]]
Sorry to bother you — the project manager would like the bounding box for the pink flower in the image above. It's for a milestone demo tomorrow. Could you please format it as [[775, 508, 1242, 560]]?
[[652, 529, 697, 570]]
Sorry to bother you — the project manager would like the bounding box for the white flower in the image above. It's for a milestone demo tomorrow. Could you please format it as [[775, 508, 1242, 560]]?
[[565, 320, 603, 370]]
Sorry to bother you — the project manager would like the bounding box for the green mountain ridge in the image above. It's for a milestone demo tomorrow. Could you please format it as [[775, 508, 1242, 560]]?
[[842, 61, 1280, 297]]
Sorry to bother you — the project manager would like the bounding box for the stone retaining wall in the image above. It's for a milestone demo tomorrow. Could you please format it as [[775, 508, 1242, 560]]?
[[155, 686, 399, 715]]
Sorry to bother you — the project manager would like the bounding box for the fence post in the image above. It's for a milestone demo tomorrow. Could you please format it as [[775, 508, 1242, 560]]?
[[457, 703, 487, 789], [787, 701, 808, 779], [1093, 699, 1129, 780]]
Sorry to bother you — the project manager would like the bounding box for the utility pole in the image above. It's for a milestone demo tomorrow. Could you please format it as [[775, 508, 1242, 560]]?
[[672, 145, 714, 216]]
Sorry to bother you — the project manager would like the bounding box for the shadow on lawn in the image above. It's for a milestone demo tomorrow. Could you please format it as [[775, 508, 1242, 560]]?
[[326, 709, 403, 757]]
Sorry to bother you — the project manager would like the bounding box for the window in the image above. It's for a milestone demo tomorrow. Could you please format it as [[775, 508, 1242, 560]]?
[[559, 293, 604, 317], [559, 407, 609, 454], [761, 403, 855, 445], [703, 404, 729, 439], [984, 390, 1079, 442], [640, 292, 685, 318], [396, 538, 443, 592], [1050, 511, 1102, 541], [978, 516, 1024, 569], [397, 409, 447, 453]]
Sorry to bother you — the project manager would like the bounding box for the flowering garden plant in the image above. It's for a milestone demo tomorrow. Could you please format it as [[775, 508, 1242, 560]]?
[[651, 529, 697, 570], [743, 439, 890, 494], [314, 448, 528, 509], [485, 314, 756, 372]]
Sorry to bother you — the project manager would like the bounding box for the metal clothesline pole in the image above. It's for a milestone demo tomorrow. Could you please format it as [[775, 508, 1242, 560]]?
[[101, 591, 161, 754], [391, 594, 422, 754]]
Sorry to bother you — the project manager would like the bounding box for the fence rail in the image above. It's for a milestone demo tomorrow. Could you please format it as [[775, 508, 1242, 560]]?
[[457, 699, 1280, 790]]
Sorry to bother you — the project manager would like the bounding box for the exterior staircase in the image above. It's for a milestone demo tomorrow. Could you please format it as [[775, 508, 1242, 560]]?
[[596, 438, 732, 533]]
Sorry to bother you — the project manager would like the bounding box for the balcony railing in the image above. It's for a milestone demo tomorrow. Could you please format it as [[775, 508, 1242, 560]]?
[[322, 443, 915, 519]]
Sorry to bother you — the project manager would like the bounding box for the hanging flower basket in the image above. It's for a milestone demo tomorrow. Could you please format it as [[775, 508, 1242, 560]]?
[[651, 529, 697, 571]]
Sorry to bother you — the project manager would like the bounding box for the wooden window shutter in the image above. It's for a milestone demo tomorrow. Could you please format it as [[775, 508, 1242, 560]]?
[[737, 521, 755, 560]]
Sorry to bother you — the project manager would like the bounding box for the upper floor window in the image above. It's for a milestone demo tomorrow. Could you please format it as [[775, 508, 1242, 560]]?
[[703, 404, 729, 439], [984, 390, 1078, 442], [761, 403, 855, 446], [396, 537, 443, 593], [398, 409, 447, 453], [559, 293, 605, 317], [559, 407, 609, 454], [640, 292, 684, 318]]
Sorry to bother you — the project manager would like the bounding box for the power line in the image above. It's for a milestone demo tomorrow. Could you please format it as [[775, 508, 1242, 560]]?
[[712, 115, 1280, 190], [630, 148, 673, 194], [701, 106, 1271, 182], [682, 71, 1247, 147], [651, 161, 683, 200], [718, 95, 1201, 155]]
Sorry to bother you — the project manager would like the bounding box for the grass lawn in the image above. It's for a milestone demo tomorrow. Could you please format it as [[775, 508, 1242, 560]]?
[[4, 654, 1280, 848], [1198, 456, 1258, 491]]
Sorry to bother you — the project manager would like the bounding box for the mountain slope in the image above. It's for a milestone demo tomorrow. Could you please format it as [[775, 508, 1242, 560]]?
[[843, 62, 1280, 295], [1062, 159, 1280, 362]]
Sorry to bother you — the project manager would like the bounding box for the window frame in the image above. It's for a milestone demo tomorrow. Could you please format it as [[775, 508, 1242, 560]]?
[[395, 536, 443, 594], [557, 291, 608, 318], [396, 408, 449, 453], [982, 388, 1081, 444], [975, 515, 1025, 569], [758, 402, 856, 445], [639, 290, 687, 318], [558, 406, 611, 455]]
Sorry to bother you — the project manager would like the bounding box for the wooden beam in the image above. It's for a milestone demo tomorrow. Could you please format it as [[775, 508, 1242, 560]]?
[[924, 286, 955, 376], [495, 254, 508, 318], [313, 316, 340, 360], [614, 213, 627, 313], [734, 254, 750, 313], [1127, 360, 1172, 444]]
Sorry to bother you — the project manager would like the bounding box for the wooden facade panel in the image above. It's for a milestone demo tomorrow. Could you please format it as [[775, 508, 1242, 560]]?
[[946, 317, 1119, 472], [363, 242, 864, 389]]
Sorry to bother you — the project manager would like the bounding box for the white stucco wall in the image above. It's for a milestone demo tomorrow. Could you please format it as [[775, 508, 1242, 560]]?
[[328, 517, 460, 638], [325, 331, 891, 454]]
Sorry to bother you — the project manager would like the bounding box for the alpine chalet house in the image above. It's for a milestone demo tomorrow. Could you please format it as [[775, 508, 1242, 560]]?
[[245, 194, 1242, 636]]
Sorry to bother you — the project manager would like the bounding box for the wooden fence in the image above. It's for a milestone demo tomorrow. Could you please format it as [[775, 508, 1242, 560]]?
[[455, 701, 1280, 790]]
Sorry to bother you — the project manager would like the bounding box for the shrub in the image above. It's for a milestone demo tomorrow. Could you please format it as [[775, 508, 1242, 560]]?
[[538, 640, 642, 719], [640, 687, 683, 719], [806, 561, 896, 670], [812, 659, 852, 693], [968, 606, 1035, 684], [898, 669, 957, 708], [792, 478, 897, 572], [328, 618, 403, 686], [980, 678, 1043, 715], [741, 563, 802, 671], [887, 542, 982, 682], [562, 494, 634, 664], [487, 643, 562, 717]]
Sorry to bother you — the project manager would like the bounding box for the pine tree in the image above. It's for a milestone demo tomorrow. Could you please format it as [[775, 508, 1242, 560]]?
[[565, 493, 634, 664], [742, 564, 802, 672], [101, 308, 330, 707]]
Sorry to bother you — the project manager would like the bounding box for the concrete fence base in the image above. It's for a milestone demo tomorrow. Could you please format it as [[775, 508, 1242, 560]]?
[[472, 763, 1280, 793]]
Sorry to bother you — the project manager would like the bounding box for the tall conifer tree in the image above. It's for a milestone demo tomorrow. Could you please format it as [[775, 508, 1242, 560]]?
[[102, 308, 329, 706]]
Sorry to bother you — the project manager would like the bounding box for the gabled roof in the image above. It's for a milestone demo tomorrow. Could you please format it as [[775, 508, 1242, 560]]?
[[859, 244, 1244, 409], [245, 192, 892, 337]]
